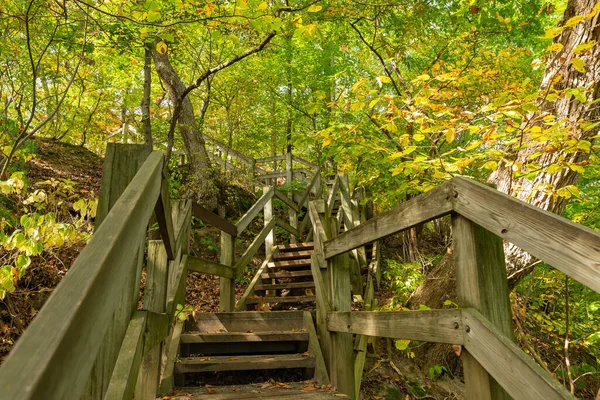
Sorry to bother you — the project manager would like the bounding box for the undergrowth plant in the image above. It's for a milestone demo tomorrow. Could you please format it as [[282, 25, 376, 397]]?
[[0, 172, 95, 299]]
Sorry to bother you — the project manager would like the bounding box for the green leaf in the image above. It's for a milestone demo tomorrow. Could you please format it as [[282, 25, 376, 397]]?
[[146, 9, 161, 22], [395, 339, 411, 351]]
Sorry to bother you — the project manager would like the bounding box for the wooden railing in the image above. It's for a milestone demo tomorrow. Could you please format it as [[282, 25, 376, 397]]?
[[0, 144, 192, 400], [309, 176, 599, 399]]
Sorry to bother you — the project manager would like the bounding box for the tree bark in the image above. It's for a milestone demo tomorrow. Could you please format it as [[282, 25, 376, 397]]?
[[489, 0, 600, 286], [141, 44, 153, 147], [152, 49, 220, 209]]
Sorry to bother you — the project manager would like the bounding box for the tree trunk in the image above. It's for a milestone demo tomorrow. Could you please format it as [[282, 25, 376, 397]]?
[[152, 49, 220, 209], [141, 44, 153, 147], [489, 0, 600, 286]]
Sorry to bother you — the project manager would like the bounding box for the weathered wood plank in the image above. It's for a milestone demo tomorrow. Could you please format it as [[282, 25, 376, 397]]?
[[453, 214, 514, 399], [298, 169, 322, 209], [188, 256, 235, 279], [166, 253, 188, 317], [236, 187, 274, 235], [304, 312, 330, 385], [159, 320, 184, 395], [325, 176, 340, 222], [181, 331, 308, 343], [245, 295, 316, 304], [135, 241, 169, 399], [293, 155, 319, 169], [354, 274, 375, 398], [176, 354, 315, 373], [463, 309, 575, 400], [175, 200, 192, 252], [255, 282, 315, 291], [274, 189, 300, 212], [234, 218, 277, 272], [452, 176, 600, 294], [236, 253, 274, 311], [324, 183, 454, 259], [256, 154, 286, 163], [261, 270, 313, 279], [327, 310, 464, 344], [275, 216, 300, 238], [0, 151, 163, 400], [143, 311, 170, 355], [155, 175, 176, 260], [104, 311, 147, 400], [220, 232, 236, 312], [192, 202, 237, 237]]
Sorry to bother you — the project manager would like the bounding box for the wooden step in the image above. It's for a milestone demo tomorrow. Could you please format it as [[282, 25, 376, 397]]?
[[185, 311, 305, 333], [246, 296, 316, 304], [261, 270, 313, 279], [277, 242, 314, 252], [273, 250, 313, 261], [268, 259, 312, 269], [181, 331, 308, 343], [175, 354, 315, 373], [255, 282, 315, 291], [178, 383, 342, 399]]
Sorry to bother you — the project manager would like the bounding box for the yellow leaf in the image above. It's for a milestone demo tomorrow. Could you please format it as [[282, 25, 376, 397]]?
[[445, 128, 456, 143], [482, 161, 498, 171], [307, 5, 322, 12], [411, 74, 430, 83], [256, 1, 268, 10], [571, 57, 586, 72], [323, 137, 333, 147], [564, 16, 585, 27], [546, 43, 563, 52], [350, 102, 365, 112], [368, 99, 379, 108], [573, 40, 596, 54], [203, 3, 216, 16], [379, 75, 391, 83], [413, 133, 425, 142], [542, 26, 565, 39], [156, 41, 168, 55]]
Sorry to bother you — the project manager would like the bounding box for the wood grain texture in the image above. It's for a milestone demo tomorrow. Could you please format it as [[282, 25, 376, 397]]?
[[181, 331, 308, 343], [175, 354, 315, 373], [192, 202, 237, 237], [327, 310, 464, 344], [105, 311, 147, 400], [155, 175, 176, 260], [453, 214, 515, 399], [324, 183, 454, 259], [304, 312, 331, 385], [236, 187, 274, 235], [298, 169, 322, 209], [159, 320, 184, 395], [220, 232, 235, 312], [275, 216, 300, 238], [463, 309, 575, 400], [452, 176, 600, 294], [0, 151, 163, 400], [274, 189, 300, 212], [234, 218, 277, 272], [236, 253, 274, 311], [188, 256, 235, 279], [293, 155, 319, 169]]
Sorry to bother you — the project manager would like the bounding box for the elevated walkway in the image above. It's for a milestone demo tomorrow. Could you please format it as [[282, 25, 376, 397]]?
[[0, 143, 597, 400]]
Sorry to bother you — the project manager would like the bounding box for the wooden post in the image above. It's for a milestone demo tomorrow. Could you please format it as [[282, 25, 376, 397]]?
[[249, 158, 256, 192], [453, 214, 515, 400], [219, 232, 235, 312], [264, 185, 274, 258], [82, 144, 151, 399], [330, 251, 355, 398], [286, 151, 297, 243], [135, 241, 168, 399]]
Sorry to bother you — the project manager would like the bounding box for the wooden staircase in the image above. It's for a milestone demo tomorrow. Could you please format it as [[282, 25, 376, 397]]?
[[173, 311, 331, 397], [245, 243, 317, 308]]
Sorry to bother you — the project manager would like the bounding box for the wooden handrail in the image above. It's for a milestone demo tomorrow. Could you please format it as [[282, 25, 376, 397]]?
[[327, 310, 464, 344], [234, 218, 277, 271], [0, 151, 164, 400], [452, 177, 600, 294], [324, 182, 454, 259], [236, 186, 274, 236], [256, 154, 286, 163], [192, 202, 237, 237], [297, 168, 322, 209], [235, 251, 276, 311], [462, 309, 574, 400], [187, 256, 235, 279], [292, 155, 319, 169], [274, 188, 300, 212]]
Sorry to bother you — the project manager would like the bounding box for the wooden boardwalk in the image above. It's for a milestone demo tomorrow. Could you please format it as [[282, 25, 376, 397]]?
[[0, 143, 597, 400]]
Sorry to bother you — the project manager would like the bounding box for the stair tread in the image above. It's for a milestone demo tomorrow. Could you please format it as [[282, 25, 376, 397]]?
[[255, 282, 315, 291], [273, 250, 314, 260], [177, 383, 342, 399], [261, 270, 313, 279], [246, 295, 316, 304], [269, 259, 312, 269], [175, 353, 315, 373], [181, 331, 308, 343], [277, 242, 314, 251]]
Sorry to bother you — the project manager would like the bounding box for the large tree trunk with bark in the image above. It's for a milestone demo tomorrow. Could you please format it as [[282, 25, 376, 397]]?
[[153, 50, 220, 209], [490, 0, 600, 285]]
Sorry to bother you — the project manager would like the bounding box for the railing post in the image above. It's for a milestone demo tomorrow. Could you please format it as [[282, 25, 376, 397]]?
[[286, 151, 297, 243], [219, 231, 235, 312], [264, 185, 274, 258], [82, 143, 151, 399], [453, 214, 515, 400]]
